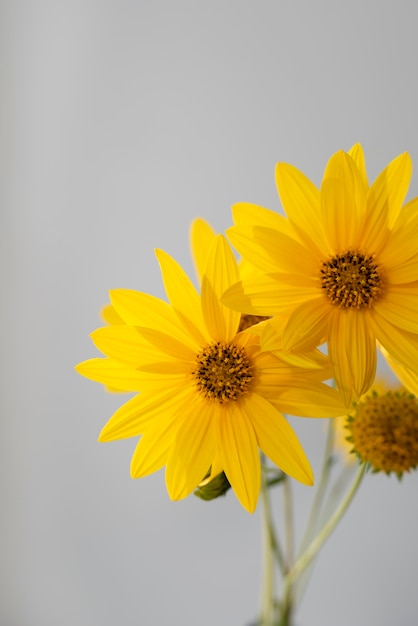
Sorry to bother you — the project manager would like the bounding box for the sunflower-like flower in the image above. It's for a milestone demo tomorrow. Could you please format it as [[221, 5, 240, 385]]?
[[342, 383, 418, 476], [76, 233, 346, 512], [224, 144, 418, 404]]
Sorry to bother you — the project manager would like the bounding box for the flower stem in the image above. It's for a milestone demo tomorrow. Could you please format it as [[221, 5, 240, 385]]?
[[283, 462, 367, 594], [259, 466, 275, 626], [298, 419, 335, 557], [259, 461, 286, 626], [283, 476, 294, 570]]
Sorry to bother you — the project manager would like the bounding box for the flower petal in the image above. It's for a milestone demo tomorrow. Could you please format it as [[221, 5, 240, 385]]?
[[251, 226, 320, 276], [99, 385, 192, 441], [381, 347, 418, 396], [216, 402, 260, 513], [243, 393, 313, 485], [379, 212, 418, 271], [231, 202, 290, 230], [320, 170, 366, 251], [222, 275, 315, 316], [75, 358, 145, 391], [269, 382, 348, 416], [109, 289, 200, 349], [134, 327, 196, 362], [282, 297, 329, 351], [275, 162, 329, 257], [165, 399, 217, 500], [90, 326, 167, 366], [155, 248, 207, 338], [130, 424, 175, 479], [201, 234, 241, 341], [368, 152, 412, 228], [374, 287, 418, 334], [348, 143, 368, 186], [328, 310, 377, 404], [370, 312, 418, 373], [189, 218, 216, 284], [227, 226, 284, 273], [101, 303, 124, 325]]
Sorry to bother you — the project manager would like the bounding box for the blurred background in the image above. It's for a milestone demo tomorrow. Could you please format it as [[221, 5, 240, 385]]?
[[2, 2, 418, 625]]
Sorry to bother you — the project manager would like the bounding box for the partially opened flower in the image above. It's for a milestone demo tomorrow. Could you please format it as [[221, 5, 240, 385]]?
[[224, 144, 418, 404], [344, 384, 418, 476], [76, 234, 346, 512]]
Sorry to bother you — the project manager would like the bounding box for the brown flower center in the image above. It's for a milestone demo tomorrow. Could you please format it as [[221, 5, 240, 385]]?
[[192, 341, 253, 404], [347, 391, 418, 474], [238, 314, 270, 332], [320, 250, 385, 309]]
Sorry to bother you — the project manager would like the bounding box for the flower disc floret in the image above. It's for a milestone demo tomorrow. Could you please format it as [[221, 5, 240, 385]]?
[[192, 341, 254, 404], [347, 390, 418, 474], [320, 250, 385, 309]]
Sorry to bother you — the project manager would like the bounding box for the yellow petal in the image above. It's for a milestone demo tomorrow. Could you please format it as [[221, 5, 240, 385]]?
[[379, 215, 418, 271], [282, 297, 329, 351], [130, 424, 175, 479], [374, 287, 418, 334], [243, 393, 313, 485], [358, 199, 390, 255], [368, 152, 412, 228], [227, 226, 284, 273], [275, 162, 329, 257], [370, 312, 418, 373], [222, 275, 315, 316], [189, 218, 216, 284], [252, 226, 320, 276], [348, 143, 368, 186], [381, 347, 418, 396], [155, 248, 207, 339], [328, 310, 377, 404], [201, 234, 241, 341], [269, 382, 348, 416], [99, 385, 191, 441], [134, 327, 196, 362], [90, 326, 164, 366], [109, 289, 199, 350], [217, 402, 260, 513], [75, 358, 145, 391], [165, 399, 217, 500], [101, 303, 124, 325], [232, 202, 290, 230], [386, 259, 418, 284], [320, 174, 366, 252]]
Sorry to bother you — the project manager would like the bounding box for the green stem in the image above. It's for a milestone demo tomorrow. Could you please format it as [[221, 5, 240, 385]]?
[[298, 419, 335, 557], [259, 466, 275, 626], [283, 463, 367, 593], [279, 476, 295, 624], [283, 476, 294, 570]]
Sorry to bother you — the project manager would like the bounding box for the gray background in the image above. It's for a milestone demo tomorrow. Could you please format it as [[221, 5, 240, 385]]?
[[2, 2, 418, 625]]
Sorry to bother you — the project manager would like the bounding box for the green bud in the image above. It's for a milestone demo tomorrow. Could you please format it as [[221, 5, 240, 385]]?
[[194, 471, 231, 501]]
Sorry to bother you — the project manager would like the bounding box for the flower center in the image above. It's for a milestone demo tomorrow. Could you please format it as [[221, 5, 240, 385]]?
[[192, 341, 253, 404], [320, 250, 385, 309], [347, 391, 418, 474], [238, 314, 270, 332]]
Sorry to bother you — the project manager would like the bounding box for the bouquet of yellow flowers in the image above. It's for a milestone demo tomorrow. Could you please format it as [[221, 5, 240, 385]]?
[[76, 144, 418, 626]]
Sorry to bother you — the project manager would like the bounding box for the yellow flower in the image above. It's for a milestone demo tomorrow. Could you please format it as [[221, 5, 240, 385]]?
[[76, 234, 346, 512], [333, 380, 387, 465], [224, 144, 418, 404], [344, 384, 418, 475]]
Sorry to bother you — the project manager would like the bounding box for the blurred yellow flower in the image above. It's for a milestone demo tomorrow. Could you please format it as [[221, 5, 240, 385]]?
[[346, 385, 418, 475], [224, 145, 418, 404], [76, 234, 346, 512]]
